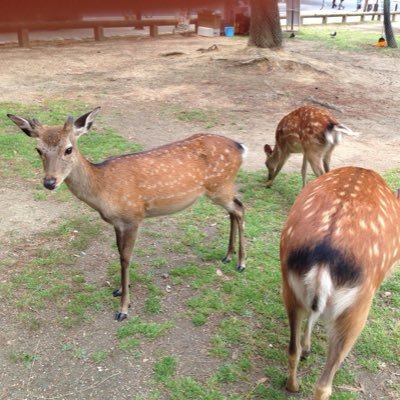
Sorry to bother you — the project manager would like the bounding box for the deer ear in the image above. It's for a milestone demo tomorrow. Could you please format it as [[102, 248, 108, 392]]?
[[7, 114, 41, 138], [264, 144, 273, 155], [73, 107, 101, 137]]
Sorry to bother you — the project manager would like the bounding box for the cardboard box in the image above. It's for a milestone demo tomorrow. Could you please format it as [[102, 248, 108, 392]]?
[[198, 26, 220, 37]]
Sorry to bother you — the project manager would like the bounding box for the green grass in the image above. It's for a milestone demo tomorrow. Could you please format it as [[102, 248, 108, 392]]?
[[117, 316, 174, 340], [1, 100, 399, 399], [163, 104, 219, 129], [294, 25, 400, 53], [154, 356, 177, 382]]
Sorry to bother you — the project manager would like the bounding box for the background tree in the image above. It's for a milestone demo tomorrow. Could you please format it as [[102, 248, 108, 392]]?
[[383, 0, 398, 48], [249, 0, 283, 48]]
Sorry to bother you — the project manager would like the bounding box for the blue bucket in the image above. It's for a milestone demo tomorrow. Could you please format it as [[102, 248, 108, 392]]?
[[224, 26, 234, 37]]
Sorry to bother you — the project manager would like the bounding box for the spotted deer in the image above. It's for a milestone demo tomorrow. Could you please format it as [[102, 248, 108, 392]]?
[[7, 108, 247, 322], [264, 106, 357, 188], [280, 166, 400, 399]]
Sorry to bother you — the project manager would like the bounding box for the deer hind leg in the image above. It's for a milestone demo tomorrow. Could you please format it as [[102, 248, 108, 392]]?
[[305, 150, 325, 179], [286, 302, 306, 393], [322, 145, 335, 173], [207, 187, 246, 272], [314, 301, 371, 400], [222, 213, 237, 264], [301, 310, 320, 359], [113, 222, 139, 322], [301, 155, 308, 187]]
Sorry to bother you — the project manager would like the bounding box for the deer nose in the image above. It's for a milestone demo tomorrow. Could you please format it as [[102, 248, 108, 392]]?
[[43, 177, 57, 190]]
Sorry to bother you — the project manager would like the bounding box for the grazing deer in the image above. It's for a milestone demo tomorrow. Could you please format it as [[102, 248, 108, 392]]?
[[7, 108, 247, 322], [264, 106, 357, 188], [280, 166, 400, 399]]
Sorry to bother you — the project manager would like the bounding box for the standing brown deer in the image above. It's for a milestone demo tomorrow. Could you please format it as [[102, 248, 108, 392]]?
[[264, 106, 357, 188], [280, 166, 400, 399], [7, 108, 247, 321]]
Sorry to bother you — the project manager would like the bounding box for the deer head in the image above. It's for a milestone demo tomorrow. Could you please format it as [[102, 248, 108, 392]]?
[[7, 107, 100, 190]]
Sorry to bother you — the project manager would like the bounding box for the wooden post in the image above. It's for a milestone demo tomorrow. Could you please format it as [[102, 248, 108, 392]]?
[[149, 24, 159, 37], [322, 16, 327, 23], [94, 26, 105, 41], [342, 15, 347, 23], [17, 28, 29, 47]]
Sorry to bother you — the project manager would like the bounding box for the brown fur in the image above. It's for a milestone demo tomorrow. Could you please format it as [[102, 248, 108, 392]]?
[[264, 106, 355, 188], [280, 166, 400, 399], [7, 109, 246, 321]]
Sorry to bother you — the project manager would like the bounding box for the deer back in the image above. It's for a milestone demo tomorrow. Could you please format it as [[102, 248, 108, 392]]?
[[281, 166, 400, 313]]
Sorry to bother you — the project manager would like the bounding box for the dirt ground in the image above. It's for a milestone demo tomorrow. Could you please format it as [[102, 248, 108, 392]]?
[[0, 23, 399, 399]]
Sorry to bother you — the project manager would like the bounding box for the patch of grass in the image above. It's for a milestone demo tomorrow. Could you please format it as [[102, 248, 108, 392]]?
[[144, 294, 162, 314], [176, 109, 218, 129], [90, 350, 109, 363], [154, 356, 177, 382], [187, 288, 224, 325], [295, 25, 400, 53], [162, 104, 219, 129], [117, 316, 173, 340], [9, 351, 38, 366], [119, 337, 140, 352], [165, 377, 226, 400]]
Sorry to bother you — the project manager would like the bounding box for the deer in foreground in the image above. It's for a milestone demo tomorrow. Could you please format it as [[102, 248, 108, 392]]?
[[264, 105, 357, 188], [7, 108, 247, 322], [280, 166, 400, 399]]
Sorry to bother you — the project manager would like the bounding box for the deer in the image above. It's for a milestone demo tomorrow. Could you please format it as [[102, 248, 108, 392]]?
[[7, 107, 247, 322], [264, 105, 357, 188], [280, 166, 400, 399]]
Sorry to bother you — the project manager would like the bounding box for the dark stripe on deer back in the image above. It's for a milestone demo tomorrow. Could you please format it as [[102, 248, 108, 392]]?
[[286, 240, 362, 287]]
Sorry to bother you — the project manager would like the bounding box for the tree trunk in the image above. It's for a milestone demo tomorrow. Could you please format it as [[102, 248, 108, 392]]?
[[249, 0, 283, 48], [383, 0, 398, 48]]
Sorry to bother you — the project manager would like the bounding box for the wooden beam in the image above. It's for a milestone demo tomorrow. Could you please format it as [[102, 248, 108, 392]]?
[[17, 28, 29, 47], [94, 26, 105, 41], [149, 24, 159, 37]]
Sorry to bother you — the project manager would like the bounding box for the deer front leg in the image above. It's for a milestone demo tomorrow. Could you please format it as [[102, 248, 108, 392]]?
[[113, 222, 139, 322]]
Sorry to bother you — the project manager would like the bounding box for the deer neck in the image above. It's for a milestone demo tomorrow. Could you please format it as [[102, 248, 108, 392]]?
[[64, 151, 103, 210]]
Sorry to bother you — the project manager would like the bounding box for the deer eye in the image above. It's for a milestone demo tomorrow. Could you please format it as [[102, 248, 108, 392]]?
[[64, 146, 73, 156], [36, 148, 43, 156]]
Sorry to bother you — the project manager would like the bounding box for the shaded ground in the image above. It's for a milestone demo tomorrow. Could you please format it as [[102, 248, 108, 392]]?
[[0, 23, 399, 400]]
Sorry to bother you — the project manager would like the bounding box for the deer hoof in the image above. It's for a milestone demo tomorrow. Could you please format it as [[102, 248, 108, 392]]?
[[221, 256, 232, 263], [286, 380, 300, 393], [236, 265, 245, 272], [112, 288, 122, 297], [301, 349, 311, 360], [115, 312, 128, 322]]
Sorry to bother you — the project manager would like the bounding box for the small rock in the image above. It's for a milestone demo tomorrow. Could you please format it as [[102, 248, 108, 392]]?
[[162, 273, 169, 279]]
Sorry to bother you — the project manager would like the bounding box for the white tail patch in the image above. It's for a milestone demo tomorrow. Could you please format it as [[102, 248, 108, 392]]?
[[287, 265, 333, 313], [239, 143, 248, 160], [326, 124, 359, 145], [328, 286, 360, 320]]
